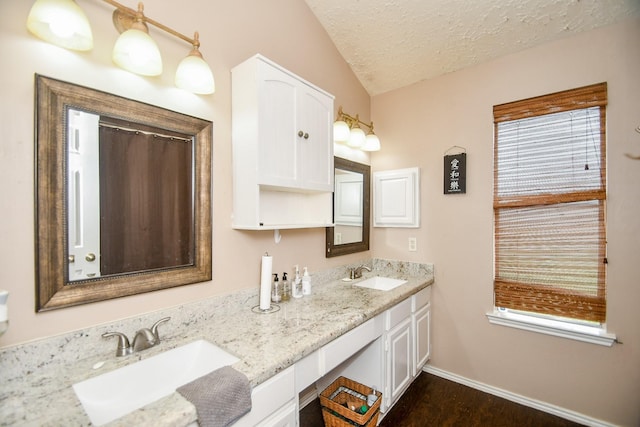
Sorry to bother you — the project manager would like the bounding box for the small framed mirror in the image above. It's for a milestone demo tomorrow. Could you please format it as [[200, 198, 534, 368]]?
[[35, 75, 212, 311], [326, 157, 370, 257]]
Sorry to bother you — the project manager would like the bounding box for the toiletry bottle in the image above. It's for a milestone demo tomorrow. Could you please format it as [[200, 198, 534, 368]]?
[[281, 272, 290, 302], [302, 267, 311, 295], [367, 387, 378, 407], [271, 273, 281, 303], [292, 265, 303, 299]]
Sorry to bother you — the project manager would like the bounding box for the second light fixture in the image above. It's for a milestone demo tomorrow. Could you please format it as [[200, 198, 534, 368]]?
[[333, 106, 381, 151]]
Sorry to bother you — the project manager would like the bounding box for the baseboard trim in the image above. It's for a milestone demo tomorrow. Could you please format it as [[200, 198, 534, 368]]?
[[423, 366, 614, 427], [298, 384, 318, 410]]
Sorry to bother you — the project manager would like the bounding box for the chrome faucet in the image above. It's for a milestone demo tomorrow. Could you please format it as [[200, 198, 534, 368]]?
[[349, 265, 372, 280], [102, 317, 170, 357]]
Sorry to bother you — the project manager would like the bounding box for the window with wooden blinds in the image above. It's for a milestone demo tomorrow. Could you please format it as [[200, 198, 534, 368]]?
[[493, 83, 607, 323]]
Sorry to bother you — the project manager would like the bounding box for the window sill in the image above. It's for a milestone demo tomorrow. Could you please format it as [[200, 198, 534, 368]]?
[[486, 310, 616, 347]]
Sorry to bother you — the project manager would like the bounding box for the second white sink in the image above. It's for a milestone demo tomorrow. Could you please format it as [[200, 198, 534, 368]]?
[[354, 276, 407, 291], [73, 339, 239, 426]]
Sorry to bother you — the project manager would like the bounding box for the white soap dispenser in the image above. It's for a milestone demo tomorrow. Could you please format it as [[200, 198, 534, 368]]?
[[292, 265, 303, 299], [302, 267, 311, 295]]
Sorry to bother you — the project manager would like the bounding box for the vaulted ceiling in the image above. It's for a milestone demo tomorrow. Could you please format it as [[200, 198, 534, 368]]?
[[304, 0, 640, 95]]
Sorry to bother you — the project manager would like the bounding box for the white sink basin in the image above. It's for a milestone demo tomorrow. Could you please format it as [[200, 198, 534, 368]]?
[[354, 276, 407, 291], [73, 339, 239, 426]]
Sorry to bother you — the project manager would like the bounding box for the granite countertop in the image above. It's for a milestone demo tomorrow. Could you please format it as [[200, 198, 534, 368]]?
[[0, 260, 433, 426]]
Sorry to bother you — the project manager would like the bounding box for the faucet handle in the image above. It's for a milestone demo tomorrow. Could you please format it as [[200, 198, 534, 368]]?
[[102, 331, 131, 357], [150, 317, 170, 340]]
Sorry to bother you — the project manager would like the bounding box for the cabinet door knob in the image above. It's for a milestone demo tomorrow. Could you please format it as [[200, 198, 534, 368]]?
[[304, 133, 309, 139], [298, 130, 304, 138], [297, 131, 310, 139], [85, 253, 96, 262]]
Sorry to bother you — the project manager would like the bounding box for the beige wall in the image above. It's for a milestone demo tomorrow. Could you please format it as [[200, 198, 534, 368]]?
[[0, 0, 370, 346], [371, 18, 640, 426]]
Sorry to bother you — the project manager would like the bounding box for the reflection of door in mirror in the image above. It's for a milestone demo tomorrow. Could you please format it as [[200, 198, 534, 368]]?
[[67, 108, 194, 281], [326, 157, 370, 258], [68, 110, 101, 280], [334, 169, 363, 245]]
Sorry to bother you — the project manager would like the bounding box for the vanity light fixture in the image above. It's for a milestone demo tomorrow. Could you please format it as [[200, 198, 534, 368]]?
[[27, 0, 94, 51], [111, 3, 162, 76], [26, 0, 215, 95], [334, 106, 381, 151], [174, 32, 215, 95]]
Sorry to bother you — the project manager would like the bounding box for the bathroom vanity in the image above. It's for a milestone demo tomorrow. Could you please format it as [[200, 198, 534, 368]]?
[[0, 260, 433, 426]]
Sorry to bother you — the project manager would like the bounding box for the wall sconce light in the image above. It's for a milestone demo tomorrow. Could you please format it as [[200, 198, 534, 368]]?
[[27, 0, 94, 51], [334, 106, 381, 151], [111, 3, 162, 76], [26, 0, 215, 95]]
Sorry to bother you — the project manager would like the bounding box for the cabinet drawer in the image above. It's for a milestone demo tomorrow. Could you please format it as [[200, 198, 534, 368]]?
[[322, 317, 382, 374], [233, 366, 295, 427], [412, 287, 431, 312], [386, 297, 411, 330]]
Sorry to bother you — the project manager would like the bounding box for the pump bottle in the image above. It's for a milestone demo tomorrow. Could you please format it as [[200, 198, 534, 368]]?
[[271, 273, 281, 303], [292, 265, 303, 298], [302, 267, 311, 295]]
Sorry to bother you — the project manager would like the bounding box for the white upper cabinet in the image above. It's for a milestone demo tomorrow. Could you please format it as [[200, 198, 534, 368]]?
[[373, 167, 420, 228], [256, 61, 333, 190], [231, 55, 334, 229]]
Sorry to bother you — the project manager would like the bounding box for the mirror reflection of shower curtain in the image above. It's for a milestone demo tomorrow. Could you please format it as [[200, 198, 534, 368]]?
[[99, 126, 194, 275]]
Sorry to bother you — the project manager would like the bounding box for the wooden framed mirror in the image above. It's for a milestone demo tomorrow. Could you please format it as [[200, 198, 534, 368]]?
[[326, 157, 370, 257], [35, 75, 212, 311]]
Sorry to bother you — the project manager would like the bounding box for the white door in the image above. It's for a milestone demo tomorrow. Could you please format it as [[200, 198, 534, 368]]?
[[257, 61, 298, 187], [67, 109, 101, 280], [297, 85, 333, 191], [413, 302, 431, 376], [386, 316, 412, 408]]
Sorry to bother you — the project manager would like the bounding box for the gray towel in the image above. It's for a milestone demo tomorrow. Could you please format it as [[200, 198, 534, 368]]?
[[177, 365, 252, 427]]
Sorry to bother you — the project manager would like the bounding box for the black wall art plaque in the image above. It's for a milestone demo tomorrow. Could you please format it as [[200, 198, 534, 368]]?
[[444, 152, 466, 194]]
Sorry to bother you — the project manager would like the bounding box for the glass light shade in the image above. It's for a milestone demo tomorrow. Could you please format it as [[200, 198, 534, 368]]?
[[333, 120, 350, 143], [175, 53, 215, 95], [27, 0, 93, 51], [112, 27, 162, 76], [362, 133, 381, 151], [348, 127, 366, 148]]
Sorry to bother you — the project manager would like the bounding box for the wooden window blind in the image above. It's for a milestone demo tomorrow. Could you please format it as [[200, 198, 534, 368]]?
[[493, 83, 607, 323]]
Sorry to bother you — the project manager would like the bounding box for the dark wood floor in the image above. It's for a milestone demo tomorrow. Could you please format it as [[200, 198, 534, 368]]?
[[299, 372, 585, 427]]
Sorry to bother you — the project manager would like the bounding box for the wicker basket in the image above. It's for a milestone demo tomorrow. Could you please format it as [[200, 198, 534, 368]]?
[[319, 376, 382, 427]]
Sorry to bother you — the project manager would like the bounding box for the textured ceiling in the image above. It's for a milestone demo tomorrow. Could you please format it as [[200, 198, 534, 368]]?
[[304, 0, 640, 95]]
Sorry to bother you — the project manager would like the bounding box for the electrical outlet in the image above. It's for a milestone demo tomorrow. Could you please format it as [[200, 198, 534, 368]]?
[[408, 237, 417, 251]]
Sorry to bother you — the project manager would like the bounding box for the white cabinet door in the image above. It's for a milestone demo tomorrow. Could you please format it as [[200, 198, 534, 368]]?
[[256, 400, 297, 427], [297, 86, 333, 190], [386, 316, 412, 408], [413, 302, 431, 376], [256, 58, 333, 191], [373, 167, 420, 227], [233, 366, 295, 427], [257, 62, 298, 187]]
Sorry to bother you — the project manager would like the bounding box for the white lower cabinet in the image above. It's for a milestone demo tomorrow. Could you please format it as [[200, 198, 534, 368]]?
[[233, 366, 295, 427], [234, 287, 434, 426], [256, 399, 297, 427], [413, 300, 431, 375], [386, 316, 412, 409], [384, 286, 431, 413]]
